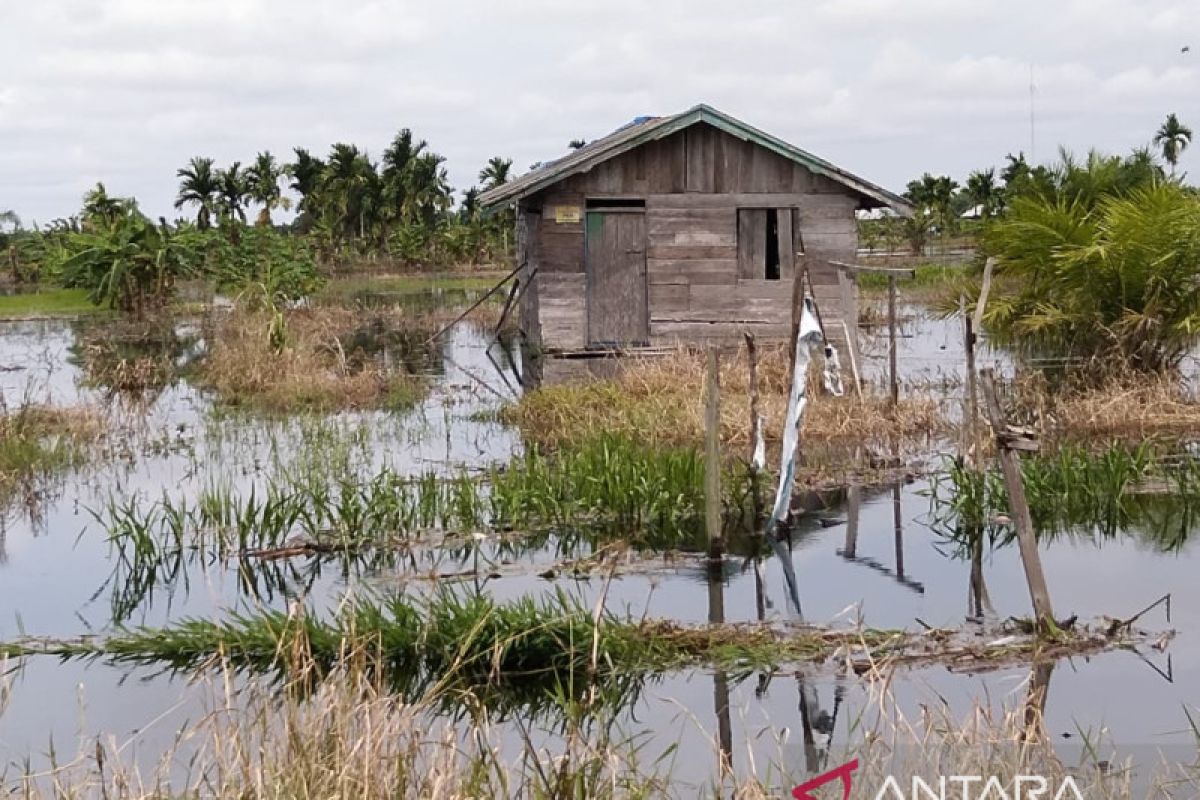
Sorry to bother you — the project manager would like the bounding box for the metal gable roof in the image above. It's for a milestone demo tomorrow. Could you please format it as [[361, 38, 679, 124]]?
[[478, 103, 912, 214]]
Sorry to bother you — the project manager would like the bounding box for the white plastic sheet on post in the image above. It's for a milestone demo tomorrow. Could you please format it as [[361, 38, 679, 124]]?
[[751, 413, 766, 472], [822, 344, 845, 397], [766, 297, 826, 535]]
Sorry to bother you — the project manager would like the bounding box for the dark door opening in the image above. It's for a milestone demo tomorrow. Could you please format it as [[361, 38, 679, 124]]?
[[765, 209, 780, 281]]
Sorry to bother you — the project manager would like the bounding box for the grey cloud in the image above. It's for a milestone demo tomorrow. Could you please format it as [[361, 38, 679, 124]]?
[[2, 0, 1198, 222]]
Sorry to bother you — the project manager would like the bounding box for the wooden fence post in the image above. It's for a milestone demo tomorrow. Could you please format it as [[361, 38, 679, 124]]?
[[963, 257, 995, 461], [980, 368, 1055, 633], [888, 273, 899, 408], [744, 333, 764, 529], [705, 346, 723, 562]]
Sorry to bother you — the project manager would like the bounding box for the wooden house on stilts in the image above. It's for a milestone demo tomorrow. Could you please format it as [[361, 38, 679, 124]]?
[[479, 104, 911, 369]]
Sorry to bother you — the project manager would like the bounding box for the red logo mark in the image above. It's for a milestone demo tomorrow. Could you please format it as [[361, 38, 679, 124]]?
[[792, 759, 859, 800]]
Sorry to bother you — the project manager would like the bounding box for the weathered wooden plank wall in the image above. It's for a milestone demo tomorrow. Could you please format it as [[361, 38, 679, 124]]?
[[525, 122, 860, 354]]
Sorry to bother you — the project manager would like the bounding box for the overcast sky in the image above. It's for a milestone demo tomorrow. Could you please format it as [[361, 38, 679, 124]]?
[[2, 0, 1197, 223]]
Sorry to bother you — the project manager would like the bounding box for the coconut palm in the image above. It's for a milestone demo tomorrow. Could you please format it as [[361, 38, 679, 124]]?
[[286, 148, 325, 216], [246, 151, 290, 226], [404, 152, 452, 228], [215, 162, 250, 225], [381, 129, 427, 224], [321, 143, 379, 240], [174, 157, 220, 229], [964, 168, 1002, 218], [82, 183, 129, 229], [1154, 113, 1192, 176], [479, 157, 512, 192]]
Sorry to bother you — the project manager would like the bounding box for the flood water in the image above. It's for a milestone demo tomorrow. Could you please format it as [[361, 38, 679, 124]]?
[[0, 304, 1195, 789]]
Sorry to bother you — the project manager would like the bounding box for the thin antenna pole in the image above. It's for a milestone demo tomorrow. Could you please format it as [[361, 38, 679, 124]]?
[[1029, 63, 1036, 163]]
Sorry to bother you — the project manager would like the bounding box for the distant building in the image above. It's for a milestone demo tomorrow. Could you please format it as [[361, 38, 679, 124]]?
[[480, 104, 911, 359]]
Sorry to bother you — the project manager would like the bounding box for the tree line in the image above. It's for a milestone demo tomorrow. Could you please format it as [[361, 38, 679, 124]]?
[[0, 128, 520, 315], [172, 130, 514, 265], [864, 112, 1193, 256]]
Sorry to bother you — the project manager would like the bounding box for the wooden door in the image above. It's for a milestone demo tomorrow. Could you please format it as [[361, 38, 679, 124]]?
[[585, 211, 648, 347]]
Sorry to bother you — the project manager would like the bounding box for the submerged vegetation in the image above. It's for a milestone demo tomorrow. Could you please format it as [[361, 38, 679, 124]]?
[[99, 434, 754, 561], [0, 403, 101, 505], [928, 440, 1200, 554], [196, 307, 435, 412]]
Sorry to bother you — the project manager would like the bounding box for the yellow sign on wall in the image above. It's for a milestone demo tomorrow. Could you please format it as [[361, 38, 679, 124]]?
[[554, 206, 582, 224]]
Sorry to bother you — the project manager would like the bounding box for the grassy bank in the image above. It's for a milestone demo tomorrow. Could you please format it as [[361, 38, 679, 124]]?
[[314, 271, 507, 302], [0, 287, 110, 318], [855, 262, 972, 293]]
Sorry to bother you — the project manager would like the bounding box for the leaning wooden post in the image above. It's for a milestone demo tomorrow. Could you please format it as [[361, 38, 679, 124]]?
[[887, 273, 899, 408], [980, 368, 1055, 633], [705, 346, 723, 562], [970, 258, 995, 454]]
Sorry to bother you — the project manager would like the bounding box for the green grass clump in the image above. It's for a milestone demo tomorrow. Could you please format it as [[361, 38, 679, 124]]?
[[99, 434, 759, 560], [3, 591, 902, 705], [927, 440, 1200, 555], [0, 288, 110, 317]]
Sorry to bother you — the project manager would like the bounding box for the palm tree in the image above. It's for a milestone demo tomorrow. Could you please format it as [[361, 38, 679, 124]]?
[[82, 182, 127, 229], [286, 148, 325, 216], [174, 157, 219, 229], [215, 162, 250, 225], [479, 157, 512, 191], [965, 168, 1002, 218], [246, 151, 290, 226], [322, 144, 379, 240], [1154, 113, 1192, 176], [381, 129, 427, 224], [404, 152, 452, 227], [0, 210, 19, 234], [459, 187, 480, 222]]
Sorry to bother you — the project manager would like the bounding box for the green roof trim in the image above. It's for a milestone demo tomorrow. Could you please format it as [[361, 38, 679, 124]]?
[[478, 103, 912, 214]]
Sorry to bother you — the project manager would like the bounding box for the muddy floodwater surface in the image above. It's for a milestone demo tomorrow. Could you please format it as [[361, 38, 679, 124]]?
[[0, 303, 1196, 789]]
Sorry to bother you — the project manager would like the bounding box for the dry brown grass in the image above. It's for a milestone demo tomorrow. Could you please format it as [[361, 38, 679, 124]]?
[[509, 343, 944, 458], [197, 307, 432, 413], [1008, 370, 1200, 441], [0, 404, 103, 503], [7, 658, 1190, 799], [0, 405, 102, 441]]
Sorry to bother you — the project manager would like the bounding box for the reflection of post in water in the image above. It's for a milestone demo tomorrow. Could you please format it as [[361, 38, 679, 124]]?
[[842, 480, 861, 559], [753, 556, 767, 621], [708, 564, 733, 777], [968, 523, 993, 619], [796, 673, 845, 776], [1022, 661, 1054, 744], [892, 483, 905, 579]]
